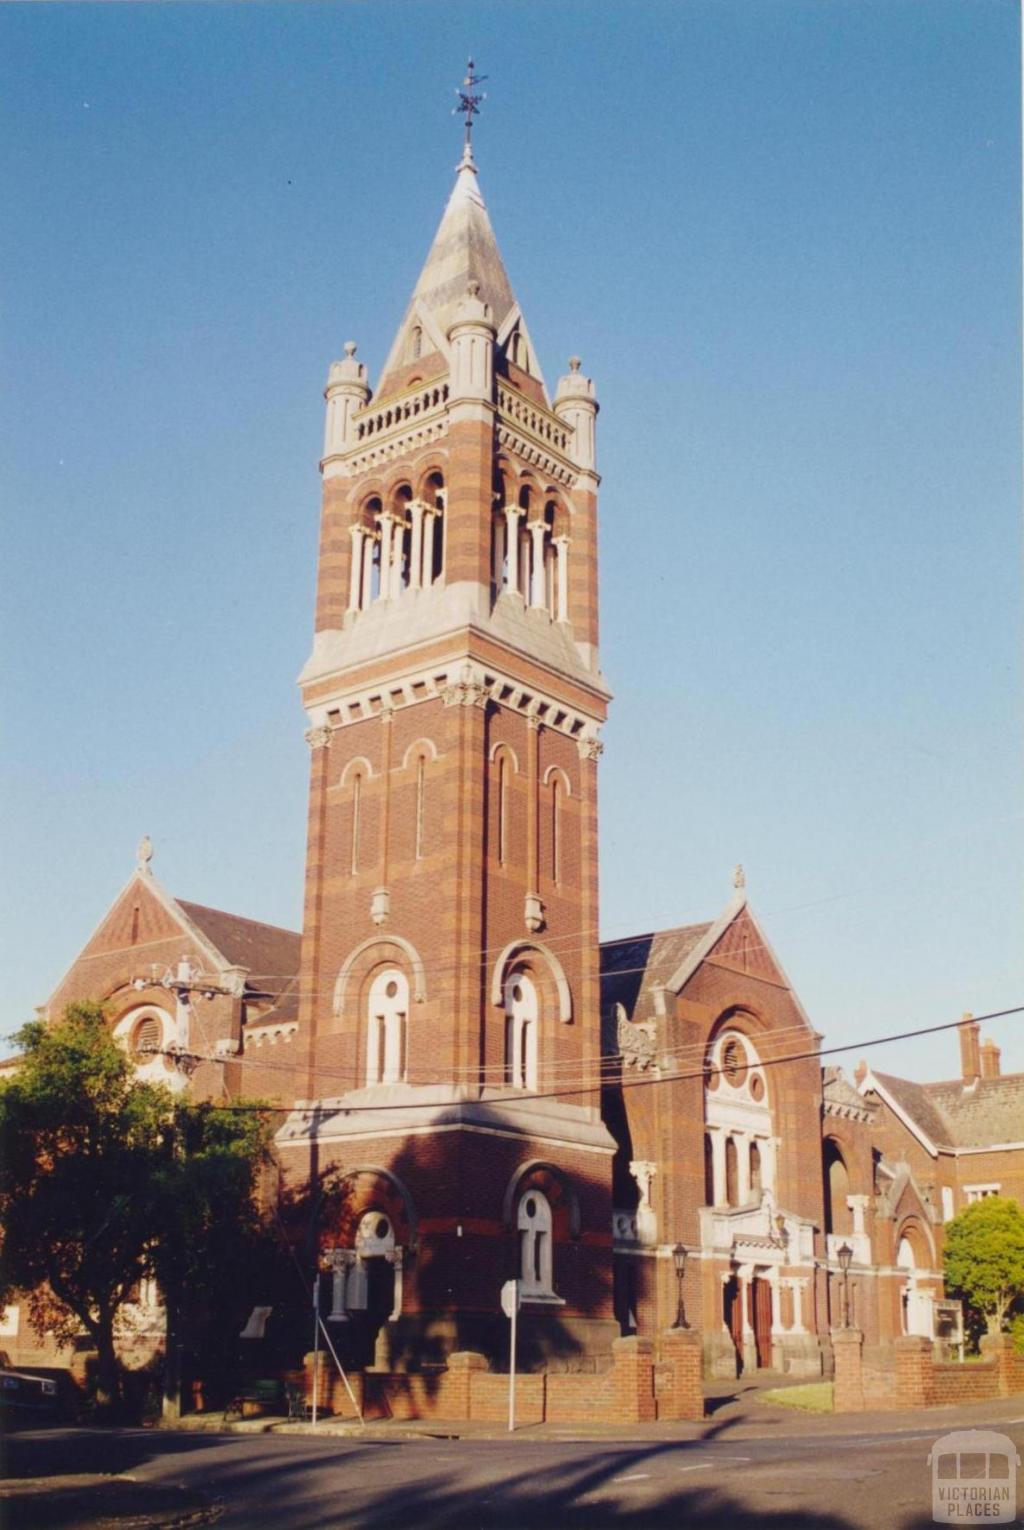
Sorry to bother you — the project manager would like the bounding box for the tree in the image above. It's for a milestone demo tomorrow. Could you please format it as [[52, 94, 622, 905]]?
[[0, 1002, 275, 1414], [943, 1196, 1024, 1337]]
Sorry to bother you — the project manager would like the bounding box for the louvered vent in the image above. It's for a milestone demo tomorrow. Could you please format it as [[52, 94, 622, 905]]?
[[132, 1015, 162, 1057]]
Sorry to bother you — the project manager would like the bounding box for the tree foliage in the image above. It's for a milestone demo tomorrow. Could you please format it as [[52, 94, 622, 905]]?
[[0, 1002, 275, 1410], [943, 1195, 1024, 1335]]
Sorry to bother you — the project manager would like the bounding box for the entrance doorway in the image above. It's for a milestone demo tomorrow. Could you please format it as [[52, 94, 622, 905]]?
[[724, 1275, 744, 1373], [751, 1275, 773, 1369]]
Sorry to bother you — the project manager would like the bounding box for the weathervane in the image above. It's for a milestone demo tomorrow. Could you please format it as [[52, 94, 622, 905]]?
[[454, 58, 487, 153]]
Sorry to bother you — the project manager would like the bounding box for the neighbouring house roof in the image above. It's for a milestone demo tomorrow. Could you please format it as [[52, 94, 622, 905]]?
[[923, 1073, 1024, 1148], [863, 1068, 1024, 1153], [600, 923, 713, 1021]]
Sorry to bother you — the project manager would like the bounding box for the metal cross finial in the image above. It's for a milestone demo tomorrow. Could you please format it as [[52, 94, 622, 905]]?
[[454, 57, 487, 153]]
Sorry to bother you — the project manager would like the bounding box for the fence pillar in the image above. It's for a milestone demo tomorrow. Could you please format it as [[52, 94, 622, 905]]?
[[831, 1327, 865, 1413], [659, 1328, 704, 1420], [445, 1350, 489, 1419], [611, 1336, 656, 1423]]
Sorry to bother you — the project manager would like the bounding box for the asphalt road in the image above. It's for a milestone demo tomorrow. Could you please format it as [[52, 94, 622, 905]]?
[[5, 1418, 1024, 1530]]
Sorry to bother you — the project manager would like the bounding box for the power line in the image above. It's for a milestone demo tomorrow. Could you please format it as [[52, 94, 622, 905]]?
[[157, 1000, 1024, 1115]]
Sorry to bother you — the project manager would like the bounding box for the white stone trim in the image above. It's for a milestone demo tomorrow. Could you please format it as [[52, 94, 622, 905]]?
[[857, 1068, 940, 1158]]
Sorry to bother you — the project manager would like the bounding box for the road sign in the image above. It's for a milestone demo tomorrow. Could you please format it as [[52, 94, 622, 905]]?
[[500, 1279, 521, 1318]]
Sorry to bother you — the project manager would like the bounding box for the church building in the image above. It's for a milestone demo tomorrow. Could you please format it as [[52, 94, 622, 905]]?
[[11, 106, 1022, 1397]]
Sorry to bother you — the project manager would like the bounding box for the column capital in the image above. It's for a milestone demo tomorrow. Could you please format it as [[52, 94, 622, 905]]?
[[577, 735, 604, 761], [305, 724, 333, 750]]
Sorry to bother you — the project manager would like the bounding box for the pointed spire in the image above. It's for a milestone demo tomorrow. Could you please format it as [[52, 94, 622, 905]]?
[[377, 150, 517, 394]]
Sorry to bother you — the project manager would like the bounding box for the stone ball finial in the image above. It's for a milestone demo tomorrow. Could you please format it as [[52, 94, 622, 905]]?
[[569, 356, 581, 373], [344, 341, 357, 358]]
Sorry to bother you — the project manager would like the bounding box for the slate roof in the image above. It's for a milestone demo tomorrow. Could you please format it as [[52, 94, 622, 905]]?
[[868, 1068, 1024, 1151], [924, 1073, 1024, 1148], [177, 901, 301, 1001], [600, 923, 712, 1021]]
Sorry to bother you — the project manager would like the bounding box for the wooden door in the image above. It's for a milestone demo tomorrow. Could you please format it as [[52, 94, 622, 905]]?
[[752, 1276, 773, 1369]]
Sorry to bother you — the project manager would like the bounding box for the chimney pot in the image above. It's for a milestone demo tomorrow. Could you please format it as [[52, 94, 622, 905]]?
[[958, 1013, 981, 1084], [980, 1037, 1001, 1080]]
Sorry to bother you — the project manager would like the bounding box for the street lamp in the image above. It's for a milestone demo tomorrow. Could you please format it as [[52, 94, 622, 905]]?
[[672, 1243, 688, 1329], [836, 1241, 853, 1329]]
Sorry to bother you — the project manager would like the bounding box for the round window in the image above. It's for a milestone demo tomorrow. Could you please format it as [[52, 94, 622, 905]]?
[[525, 1196, 537, 1218], [376, 1217, 390, 1240], [750, 1073, 765, 1101], [721, 1037, 747, 1085], [385, 980, 398, 999], [512, 983, 523, 1004]]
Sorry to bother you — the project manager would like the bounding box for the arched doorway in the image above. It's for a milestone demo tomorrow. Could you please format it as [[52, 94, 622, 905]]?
[[346, 1211, 397, 1369]]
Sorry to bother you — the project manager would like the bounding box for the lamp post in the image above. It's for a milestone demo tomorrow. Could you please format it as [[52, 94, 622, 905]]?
[[836, 1241, 853, 1330], [672, 1244, 688, 1329]]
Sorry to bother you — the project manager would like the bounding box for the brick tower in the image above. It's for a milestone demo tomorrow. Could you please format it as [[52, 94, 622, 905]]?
[[279, 131, 618, 1367]]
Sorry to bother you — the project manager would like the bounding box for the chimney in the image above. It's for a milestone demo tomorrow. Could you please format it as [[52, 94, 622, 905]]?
[[854, 1059, 868, 1088], [980, 1037, 1001, 1080], [958, 1012, 981, 1084]]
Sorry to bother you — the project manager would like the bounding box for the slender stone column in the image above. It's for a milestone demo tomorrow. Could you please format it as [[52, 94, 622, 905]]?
[[504, 506, 520, 594], [553, 535, 570, 621], [389, 516, 405, 594], [528, 521, 547, 607], [420, 508, 437, 586], [378, 514, 394, 600], [409, 501, 424, 590], [361, 531, 375, 608], [348, 527, 365, 611]]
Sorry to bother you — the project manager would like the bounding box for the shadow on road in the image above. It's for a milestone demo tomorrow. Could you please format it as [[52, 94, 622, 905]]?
[[1, 1424, 956, 1530]]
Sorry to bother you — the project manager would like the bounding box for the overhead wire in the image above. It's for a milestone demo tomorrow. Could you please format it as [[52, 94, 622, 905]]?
[[158, 1001, 1024, 1115]]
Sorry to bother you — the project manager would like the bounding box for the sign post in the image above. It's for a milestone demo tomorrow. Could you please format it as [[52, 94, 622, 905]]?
[[501, 1278, 520, 1433], [311, 1271, 320, 1428]]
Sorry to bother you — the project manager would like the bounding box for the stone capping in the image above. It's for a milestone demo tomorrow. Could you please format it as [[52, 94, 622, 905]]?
[[310, 662, 601, 748]]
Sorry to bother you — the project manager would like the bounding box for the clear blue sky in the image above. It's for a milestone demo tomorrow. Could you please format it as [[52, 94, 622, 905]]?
[[2, 1, 1020, 1081]]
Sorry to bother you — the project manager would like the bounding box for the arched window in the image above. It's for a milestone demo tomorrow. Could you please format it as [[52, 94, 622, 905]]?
[[518, 1189, 554, 1296], [749, 1139, 762, 1198], [498, 754, 508, 864], [415, 755, 426, 861], [409, 324, 423, 361], [350, 772, 362, 875], [366, 969, 408, 1085], [423, 471, 445, 584], [703, 1133, 715, 1206], [725, 1136, 739, 1207], [505, 971, 538, 1090], [824, 1140, 852, 1235], [550, 775, 562, 882]]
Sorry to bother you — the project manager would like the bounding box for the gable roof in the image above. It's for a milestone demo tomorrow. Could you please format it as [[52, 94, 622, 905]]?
[[600, 923, 712, 1020], [923, 1073, 1024, 1149], [175, 901, 301, 1000]]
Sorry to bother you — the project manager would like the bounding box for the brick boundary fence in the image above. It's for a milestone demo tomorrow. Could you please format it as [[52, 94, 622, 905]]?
[[832, 1329, 1024, 1413], [302, 1328, 704, 1424]]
